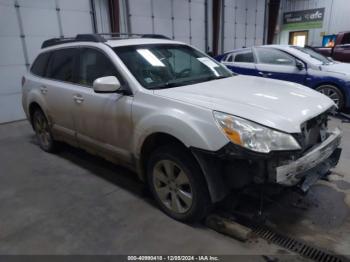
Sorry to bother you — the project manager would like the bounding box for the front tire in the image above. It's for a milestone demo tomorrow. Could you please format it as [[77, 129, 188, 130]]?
[[316, 85, 345, 110], [147, 145, 211, 222], [32, 109, 57, 152]]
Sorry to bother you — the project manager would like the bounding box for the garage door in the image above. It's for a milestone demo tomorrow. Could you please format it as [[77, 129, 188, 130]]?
[[0, 0, 105, 123], [223, 0, 266, 52], [127, 0, 208, 51]]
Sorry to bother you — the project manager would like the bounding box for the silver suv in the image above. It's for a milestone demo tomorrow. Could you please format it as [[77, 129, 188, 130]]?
[[22, 34, 342, 222]]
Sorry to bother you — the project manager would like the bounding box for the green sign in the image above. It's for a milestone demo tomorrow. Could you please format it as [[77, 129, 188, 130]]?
[[283, 8, 325, 30]]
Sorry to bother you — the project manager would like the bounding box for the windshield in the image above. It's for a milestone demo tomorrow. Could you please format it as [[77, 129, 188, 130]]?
[[290, 46, 333, 65], [114, 44, 232, 89]]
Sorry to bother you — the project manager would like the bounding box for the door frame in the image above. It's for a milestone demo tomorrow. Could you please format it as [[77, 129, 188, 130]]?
[[289, 30, 309, 46]]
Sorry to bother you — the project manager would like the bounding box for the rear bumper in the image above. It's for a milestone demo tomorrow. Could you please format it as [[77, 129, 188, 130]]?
[[275, 128, 342, 189]]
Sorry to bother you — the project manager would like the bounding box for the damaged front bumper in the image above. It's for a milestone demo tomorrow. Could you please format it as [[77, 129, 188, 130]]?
[[275, 128, 342, 191], [192, 128, 342, 202]]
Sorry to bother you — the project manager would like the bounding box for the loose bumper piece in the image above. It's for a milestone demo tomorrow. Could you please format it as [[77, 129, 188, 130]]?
[[275, 128, 342, 188]]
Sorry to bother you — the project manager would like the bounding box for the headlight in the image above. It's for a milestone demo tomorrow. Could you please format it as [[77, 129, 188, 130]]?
[[213, 111, 301, 153]]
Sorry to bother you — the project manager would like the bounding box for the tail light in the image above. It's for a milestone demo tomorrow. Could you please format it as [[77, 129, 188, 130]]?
[[21, 76, 26, 87]]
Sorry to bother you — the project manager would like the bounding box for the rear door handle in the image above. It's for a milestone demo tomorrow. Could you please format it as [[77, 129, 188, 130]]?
[[258, 72, 272, 77], [40, 86, 48, 94], [73, 95, 84, 104]]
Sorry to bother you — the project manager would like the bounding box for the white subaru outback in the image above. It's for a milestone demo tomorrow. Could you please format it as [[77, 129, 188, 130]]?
[[22, 34, 342, 222]]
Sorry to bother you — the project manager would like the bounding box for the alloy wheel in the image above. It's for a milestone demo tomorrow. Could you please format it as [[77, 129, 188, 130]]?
[[152, 160, 193, 214], [33, 112, 52, 149], [318, 87, 341, 107]]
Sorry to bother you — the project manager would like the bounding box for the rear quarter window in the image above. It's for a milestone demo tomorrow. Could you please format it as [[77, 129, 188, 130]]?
[[30, 52, 51, 77]]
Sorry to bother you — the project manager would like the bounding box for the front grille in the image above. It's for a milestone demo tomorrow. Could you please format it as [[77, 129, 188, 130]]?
[[294, 111, 329, 152]]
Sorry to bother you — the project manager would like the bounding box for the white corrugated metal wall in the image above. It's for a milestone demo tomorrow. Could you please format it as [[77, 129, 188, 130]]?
[[125, 0, 209, 52], [276, 0, 350, 46], [123, 0, 266, 54], [221, 0, 266, 53], [0, 0, 110, 123]]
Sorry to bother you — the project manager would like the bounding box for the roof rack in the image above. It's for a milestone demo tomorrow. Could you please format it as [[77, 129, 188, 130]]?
[[41, 34, 106, 49], [97, 32, 170, 40], [41, 33, 171, 49]]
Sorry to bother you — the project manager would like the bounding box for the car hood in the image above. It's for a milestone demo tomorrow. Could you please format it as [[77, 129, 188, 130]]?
[[154, 75, 335, 133], [321, 62, 350, 76]]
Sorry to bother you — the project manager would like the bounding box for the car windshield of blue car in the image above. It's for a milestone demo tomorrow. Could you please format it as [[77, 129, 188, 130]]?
[[291, 46, 333, 65], [114, 44, 233, 90]]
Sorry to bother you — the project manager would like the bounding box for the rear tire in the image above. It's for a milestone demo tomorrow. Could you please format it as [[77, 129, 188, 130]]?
[[32, 109, 57, 153], [147, 145, 211, 222], [316, 85, 345, 111]]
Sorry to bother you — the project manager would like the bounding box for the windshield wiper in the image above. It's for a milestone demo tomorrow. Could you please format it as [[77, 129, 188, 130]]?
[[149, 75, 231, 90], [149, 81, 183, 90], [207, 75, 231, 80]]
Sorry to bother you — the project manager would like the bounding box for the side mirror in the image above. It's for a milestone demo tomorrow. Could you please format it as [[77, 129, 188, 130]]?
[[93, 76, 121, 93], [296, 60, 305, 70]]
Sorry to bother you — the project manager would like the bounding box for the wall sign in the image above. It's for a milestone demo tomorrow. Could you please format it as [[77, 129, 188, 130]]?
[[283, 8, 325, 30]]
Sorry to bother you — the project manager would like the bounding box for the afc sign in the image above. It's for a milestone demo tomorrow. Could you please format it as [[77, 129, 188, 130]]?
[[304, 9, 324, 21], [283, 8, 325, 29]]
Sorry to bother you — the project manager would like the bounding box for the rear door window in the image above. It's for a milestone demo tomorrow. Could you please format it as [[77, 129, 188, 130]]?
[[47, 48, 77, 83], [31, 52, 51, 77], [226, 54, 234, 62], [234, 52, 255, 63]]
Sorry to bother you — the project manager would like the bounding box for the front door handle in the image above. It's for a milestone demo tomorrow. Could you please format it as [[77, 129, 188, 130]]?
[[73, 95, 84, 104], [40, 86, 48, 94], [258, 72, 272, 77]]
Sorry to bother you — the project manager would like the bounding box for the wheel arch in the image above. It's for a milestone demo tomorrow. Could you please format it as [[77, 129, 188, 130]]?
[[139, 132, 194, 181], [314, 81, 347, 108], [26, 87, 50, 126], [28, 102, 44, 127], [138, 132, 228, 203]]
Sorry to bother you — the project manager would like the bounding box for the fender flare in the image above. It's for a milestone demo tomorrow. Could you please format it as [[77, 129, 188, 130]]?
[[133, 112, 229, 203]]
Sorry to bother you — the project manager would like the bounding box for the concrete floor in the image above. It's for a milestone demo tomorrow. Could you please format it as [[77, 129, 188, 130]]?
[[0, 118, 349, 259]]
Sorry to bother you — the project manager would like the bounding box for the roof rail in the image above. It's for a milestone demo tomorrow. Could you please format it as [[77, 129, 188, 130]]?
[[41, 33, 171, 49], [41, 34, 106, 49], [97, 32, 171, 40], [141, 34, 171, 39]]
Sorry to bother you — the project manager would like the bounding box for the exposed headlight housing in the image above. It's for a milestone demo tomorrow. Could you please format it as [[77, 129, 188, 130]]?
[[213, 111, 301, 153]]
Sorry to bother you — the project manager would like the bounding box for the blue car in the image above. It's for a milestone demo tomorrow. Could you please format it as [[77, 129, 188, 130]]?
[[215, 45, 350, 110]]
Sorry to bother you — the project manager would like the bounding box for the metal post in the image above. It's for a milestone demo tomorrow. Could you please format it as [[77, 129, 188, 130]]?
[[254, 0, 258, 45], [244, 5, 248, 47], [125, 0, 131, 33], [263, 0, 268, 45], [14, 0, 30, 68], [204, 0, 209, 52], [55, 0, 64, 37], [212, 0, 221, 56], [221, 0, 225, 53], [119, 0, 129, 33], [90, 0, 97, 33], [234, 5, 237, 49], [189, 0, 192, 45], [151, 0, 155, 34], [328, 0, 334, 33], [109, 0, 120, 32], [171, 0, 175, 40]]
